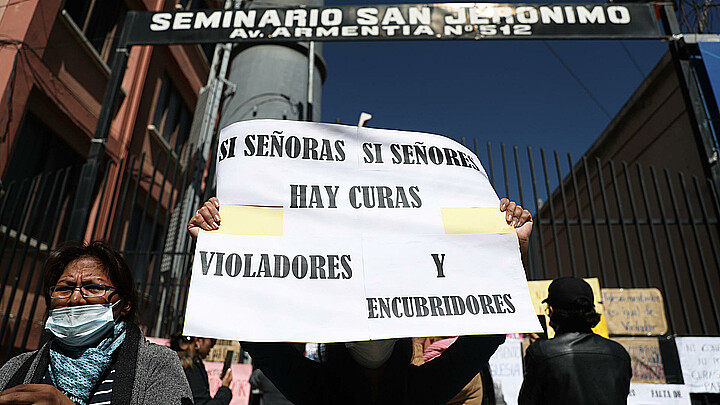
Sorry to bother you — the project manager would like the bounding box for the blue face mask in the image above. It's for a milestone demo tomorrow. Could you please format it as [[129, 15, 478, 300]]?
[[44, 302, 120, 347]]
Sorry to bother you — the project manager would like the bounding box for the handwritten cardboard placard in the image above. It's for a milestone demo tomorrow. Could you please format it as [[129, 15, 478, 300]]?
[[206, 362, 253, 405], [628, 383, 691, 405], [613, 337, 666, 383], [602, 288, 667, 336], [675, 336, 720, 393], [526, 278, 607, 338], [207, 339, 243, 363]]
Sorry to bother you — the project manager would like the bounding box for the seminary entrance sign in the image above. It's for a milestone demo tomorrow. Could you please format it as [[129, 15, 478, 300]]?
[[126, 3, 662, 45], [184, 120, 542, 341]]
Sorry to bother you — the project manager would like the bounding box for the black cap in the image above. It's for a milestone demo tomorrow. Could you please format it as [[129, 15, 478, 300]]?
[[542, 277, 594, 310]]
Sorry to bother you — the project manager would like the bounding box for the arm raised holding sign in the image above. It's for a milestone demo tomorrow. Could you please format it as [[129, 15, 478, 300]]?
[[499, 197, 533, 268]]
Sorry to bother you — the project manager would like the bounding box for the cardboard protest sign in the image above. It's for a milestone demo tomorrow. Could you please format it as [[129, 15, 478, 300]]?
[[675, 337, 720, 393], [613, 337, 666, 383], [205, 362, 252, 405], [602, 288, 667, 336], [206, 339, 242, 363], [628, 383, 691, 405], [527, 278, 607, 339], [184, 120, 541, 342]]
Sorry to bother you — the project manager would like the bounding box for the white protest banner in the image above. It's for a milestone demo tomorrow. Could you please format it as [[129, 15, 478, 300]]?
[[675, 336, 720, 393], [627, 383, 691, 405], [184, 119, 541, 342], [489, 337, 524, 405]]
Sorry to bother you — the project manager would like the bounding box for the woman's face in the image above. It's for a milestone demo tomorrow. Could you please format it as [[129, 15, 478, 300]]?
[[50, 257, 127, 319]]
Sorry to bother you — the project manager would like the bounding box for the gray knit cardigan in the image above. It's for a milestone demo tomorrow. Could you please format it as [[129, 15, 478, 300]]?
[[0, 324, 193, 405]]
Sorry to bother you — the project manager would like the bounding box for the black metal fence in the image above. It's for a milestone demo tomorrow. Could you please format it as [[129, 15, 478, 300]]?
[[472, 141, 720, 337], [0, 147, 210, 362], [0, 140, 718, 365]]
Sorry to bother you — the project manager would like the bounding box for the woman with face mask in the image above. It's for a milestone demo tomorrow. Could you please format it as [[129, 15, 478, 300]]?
[[0, 241, 193, 405]]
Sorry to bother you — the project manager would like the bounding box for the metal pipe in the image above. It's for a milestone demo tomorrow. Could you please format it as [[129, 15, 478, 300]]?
[[541, 149, 563, 277], [650, 165, 691, 333], [582, 157, 607, 285], [20, 168, 71, 351], [568, 154, 591, 277], [622, 161, 652, 287], [102, 158, 127, 240], [680, 174, 720, 332], [609, 161, 637, 287], [527, 147, 547, 279], [636, 163, 677, 333], [555, 151, 576, 277], [596, 159, 622, 286], [665, 169, 707, 334]]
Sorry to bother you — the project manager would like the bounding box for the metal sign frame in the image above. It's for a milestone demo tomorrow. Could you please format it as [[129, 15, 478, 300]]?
[[66, 2, 676, 239]]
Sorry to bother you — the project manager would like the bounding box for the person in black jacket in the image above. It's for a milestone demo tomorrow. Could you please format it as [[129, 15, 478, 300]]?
[[171, 333, 233, 405], [518, 277, 632, 405]]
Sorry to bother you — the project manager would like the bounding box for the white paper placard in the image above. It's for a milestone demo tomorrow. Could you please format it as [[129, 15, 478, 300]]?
[[628, 383, 691, 404], [184, 120, 541, 342], [675, 336, 720, 393], [489, 337, 524, 405]]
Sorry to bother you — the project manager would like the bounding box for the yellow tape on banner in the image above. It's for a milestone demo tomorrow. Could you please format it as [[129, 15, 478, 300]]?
[[440, 208, 516, 234], [211, 205, 283, 236]]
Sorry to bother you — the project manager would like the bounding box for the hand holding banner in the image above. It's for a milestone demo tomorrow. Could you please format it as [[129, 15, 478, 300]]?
[[184, 120, 541, 342]]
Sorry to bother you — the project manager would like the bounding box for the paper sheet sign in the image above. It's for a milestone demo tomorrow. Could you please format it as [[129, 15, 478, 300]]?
[[675, 336, 720, 393], [184, 120, 541, 342], [628, 383, 691, 405]]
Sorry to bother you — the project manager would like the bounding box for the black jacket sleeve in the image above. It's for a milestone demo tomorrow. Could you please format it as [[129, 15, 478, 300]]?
[[517, 345, 542, 405], [243, 342, 333, 405], [185, 362, 233, 405], [408, 334, 505, 405]]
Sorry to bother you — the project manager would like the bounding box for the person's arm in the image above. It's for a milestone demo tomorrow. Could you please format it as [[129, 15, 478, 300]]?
[[184, 363, 232, 405], [408, 334, 505, 405], [188, 197, 221, 238], [499, 198, 533, 268]]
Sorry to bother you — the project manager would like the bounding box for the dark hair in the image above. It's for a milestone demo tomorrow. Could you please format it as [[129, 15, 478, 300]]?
[[548, 299, 601, 333], [42, 240, 138, 323], [170, 332, 193, 352]]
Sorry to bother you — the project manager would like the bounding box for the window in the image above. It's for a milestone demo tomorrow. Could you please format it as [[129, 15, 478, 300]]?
[[1, 113, 84, 242], [179, 0, 222, 61], [64, 0, 127, 63], [152, 74, 192, 157], [3, 114, 83, 183]]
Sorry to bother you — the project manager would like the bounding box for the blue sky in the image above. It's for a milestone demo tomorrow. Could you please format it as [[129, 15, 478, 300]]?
[[319, 3, 668, 165]]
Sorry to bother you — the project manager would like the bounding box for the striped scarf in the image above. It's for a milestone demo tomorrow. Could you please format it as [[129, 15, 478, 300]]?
[[49, 321, 127, 404]]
